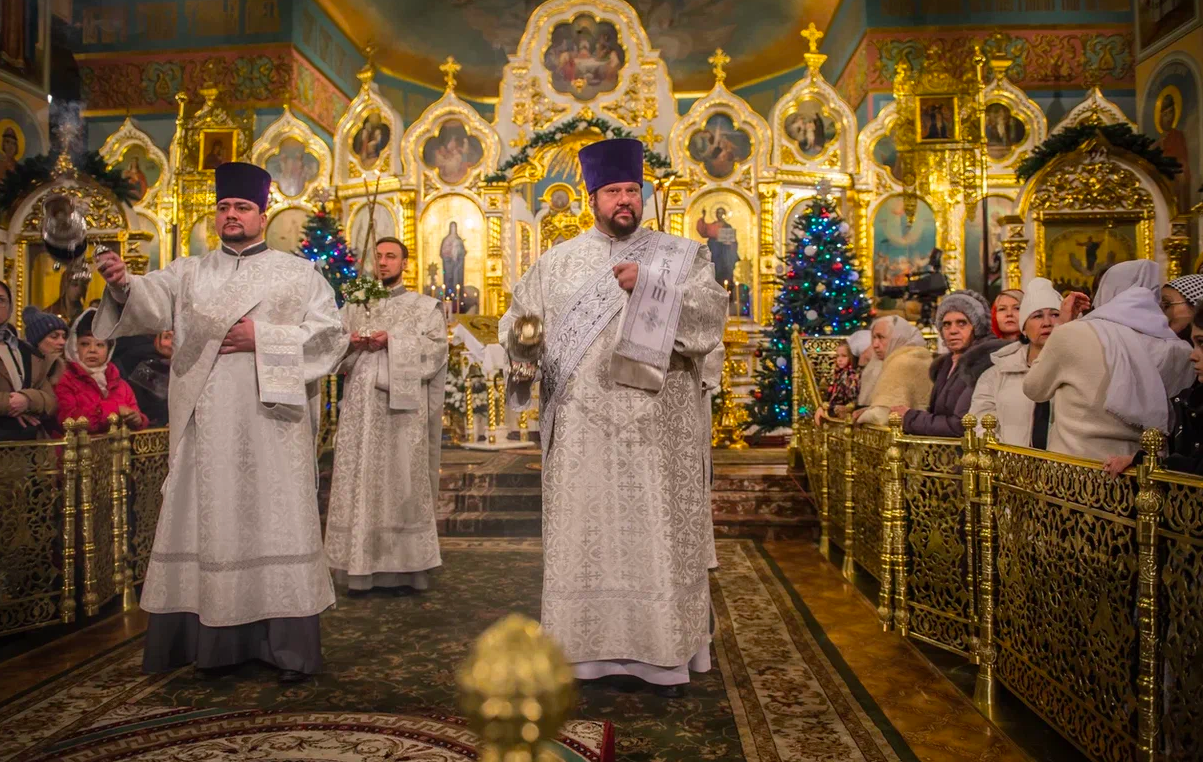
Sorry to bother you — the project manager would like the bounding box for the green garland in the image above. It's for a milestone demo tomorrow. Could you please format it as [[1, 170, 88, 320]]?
[[1015, 123, 1182, 182], [484, 116, 676, 183], [0, 150, 138, 216]]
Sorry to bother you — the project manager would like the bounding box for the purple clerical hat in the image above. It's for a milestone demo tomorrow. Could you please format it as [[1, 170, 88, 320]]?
[[578, 138, 644, 194], [215, 162, 271, 212]]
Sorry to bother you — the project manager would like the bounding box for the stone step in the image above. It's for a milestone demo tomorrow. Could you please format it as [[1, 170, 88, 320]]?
[[438, 511, 542, 537], [710, 491, 814, 518], [451, 487, 543, 513], [712, 512, 821, 542]]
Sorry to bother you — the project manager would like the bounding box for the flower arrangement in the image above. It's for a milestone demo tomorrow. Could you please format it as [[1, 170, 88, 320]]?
[[340, 274, 391, 333], [340, 274, 390, 307]]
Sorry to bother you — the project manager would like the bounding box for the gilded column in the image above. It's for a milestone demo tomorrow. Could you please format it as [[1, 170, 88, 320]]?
[[879, 417, 903, 631], [1000, 214, 1027, 290], [77, 424, 99, 617], [842, 428, 856, 580], [974, 414, 999, 717], [1134, 428, 1164, 762], [401, 191, 418, 291], [1162, 223, 1190, 282], [482, 182, 508, 317], [961, 414, 979, 654], [757, 184, 778, 326], [60, 420, 80, 624], [851, 190, 873, 298]]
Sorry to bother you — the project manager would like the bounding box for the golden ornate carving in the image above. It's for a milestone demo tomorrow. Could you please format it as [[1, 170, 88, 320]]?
[[708, 48, 730, 84], [1029, 155, 1155, 212], [712, 321, 749, 449], [440, 56, 461, 92]]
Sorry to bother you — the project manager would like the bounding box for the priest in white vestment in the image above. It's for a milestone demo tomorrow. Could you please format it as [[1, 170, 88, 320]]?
[[325, 237, 447, 595], [500, 139, 727, 698], [93, 163, 347, 683]]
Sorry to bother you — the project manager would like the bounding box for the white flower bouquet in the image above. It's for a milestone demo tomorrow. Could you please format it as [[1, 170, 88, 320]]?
[[341, 274, 391, 333]]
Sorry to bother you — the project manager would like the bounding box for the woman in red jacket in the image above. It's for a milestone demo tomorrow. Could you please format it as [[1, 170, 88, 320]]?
[[55, 308, 147, 433]]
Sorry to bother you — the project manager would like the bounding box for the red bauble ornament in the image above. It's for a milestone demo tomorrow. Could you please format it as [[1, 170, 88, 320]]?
[[832, 262, 843, 271], [754, 348, 762, 357], [869, 308, 878, 317], [753, 390, 762, 399]]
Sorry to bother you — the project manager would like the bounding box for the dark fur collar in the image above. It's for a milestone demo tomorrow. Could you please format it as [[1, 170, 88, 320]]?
[[929, 338, 1013, 384]]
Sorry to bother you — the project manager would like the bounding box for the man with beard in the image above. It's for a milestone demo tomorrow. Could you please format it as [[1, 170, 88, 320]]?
[[324, 238, 447, 596], [500, 138, 727, 698], [92, 162, 347, 683]]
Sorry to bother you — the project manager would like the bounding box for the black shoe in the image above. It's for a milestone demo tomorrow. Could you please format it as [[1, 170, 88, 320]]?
[[278, 669, 309, 684], [345, 588, 370, 598], [654, 684, 685, 699], [194, 664, 240, 680]]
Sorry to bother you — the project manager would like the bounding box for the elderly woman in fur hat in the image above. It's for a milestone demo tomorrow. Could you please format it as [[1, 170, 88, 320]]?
[[894, 290, 1009, 438]]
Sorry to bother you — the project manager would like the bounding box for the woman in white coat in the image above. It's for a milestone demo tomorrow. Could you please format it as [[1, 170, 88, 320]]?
[[968, 279, 1075, 447]]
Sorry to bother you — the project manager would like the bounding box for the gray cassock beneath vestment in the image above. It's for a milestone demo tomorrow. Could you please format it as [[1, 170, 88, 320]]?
[[325, 287, 448, 591], [500, 226, 726, 684], [93, 244, 347, 673]]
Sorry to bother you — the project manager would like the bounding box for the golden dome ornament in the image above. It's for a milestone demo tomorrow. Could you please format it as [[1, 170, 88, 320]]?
[[457, 614, 576, 762]]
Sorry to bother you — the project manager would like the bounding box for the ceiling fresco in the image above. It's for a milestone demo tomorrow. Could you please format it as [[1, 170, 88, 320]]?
[[314, 0, 841, 98]]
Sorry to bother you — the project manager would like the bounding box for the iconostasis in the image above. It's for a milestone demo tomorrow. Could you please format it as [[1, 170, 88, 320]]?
[[16, 0, 1185, 331]]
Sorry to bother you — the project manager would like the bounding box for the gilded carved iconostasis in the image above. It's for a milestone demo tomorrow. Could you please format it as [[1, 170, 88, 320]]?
[[0, 0, 1200, 333]]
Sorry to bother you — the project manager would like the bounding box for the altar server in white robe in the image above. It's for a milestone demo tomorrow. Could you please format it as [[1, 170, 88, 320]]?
[[500, 139, 727, 698], [93, 163, 347, 683], [325, 237, 447, 595]]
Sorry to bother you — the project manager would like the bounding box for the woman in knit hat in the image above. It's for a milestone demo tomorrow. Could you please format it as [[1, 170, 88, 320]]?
[[0, 282, 59, 441], [970, 279, 1065, 447], [1161, 274, 1203, 341], [22, 305, 68, 382], [897, 289, 1009, 437], [991, 289, 1024, 340]]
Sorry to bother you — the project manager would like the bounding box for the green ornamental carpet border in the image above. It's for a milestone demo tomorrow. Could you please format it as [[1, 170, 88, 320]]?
[[0, 539, 915, 762]]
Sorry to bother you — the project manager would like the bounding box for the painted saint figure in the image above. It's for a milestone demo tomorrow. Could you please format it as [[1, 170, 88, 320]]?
[[696, 207, 739, 287], [439, 221, 466, 304], [1156, 91, 1192, 213]]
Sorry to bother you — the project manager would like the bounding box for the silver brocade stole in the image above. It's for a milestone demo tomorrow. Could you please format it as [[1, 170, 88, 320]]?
[[539, 231, 694, 439]]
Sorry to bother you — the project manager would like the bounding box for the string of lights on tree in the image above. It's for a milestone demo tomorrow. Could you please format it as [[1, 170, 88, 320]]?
[[746, 185, 872, 430], [298, 203, 358, 306]]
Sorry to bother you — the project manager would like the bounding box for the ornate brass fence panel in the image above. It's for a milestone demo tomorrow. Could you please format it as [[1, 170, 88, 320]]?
[[851, 425, 889, 582], [990, 445, 1140, 762], [898, 433, 975, 657], [1149, 470, 1203, 762], [825, 419, 852, 569], [77, 424, 122, 617], [126, 428, 169, 587], [0, 424, 80, 636]]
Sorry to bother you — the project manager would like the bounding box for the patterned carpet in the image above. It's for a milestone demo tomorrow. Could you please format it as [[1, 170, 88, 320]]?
[[0, 539, 916, 762]]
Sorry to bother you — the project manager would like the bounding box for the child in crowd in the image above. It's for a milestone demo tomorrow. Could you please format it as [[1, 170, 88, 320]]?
[[22, 306, 67, 383], [55, 308, 147, 434], [825, 340, 861, 418]]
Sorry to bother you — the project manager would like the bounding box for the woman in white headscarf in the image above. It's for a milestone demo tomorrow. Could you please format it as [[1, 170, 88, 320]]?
[[852, 315, 933, 426], [1024, 260, 1194, 459]]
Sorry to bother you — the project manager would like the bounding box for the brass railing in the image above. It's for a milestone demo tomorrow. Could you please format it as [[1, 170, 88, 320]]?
[[790, 336, 1203, 761], [0, 418, 170, 639]]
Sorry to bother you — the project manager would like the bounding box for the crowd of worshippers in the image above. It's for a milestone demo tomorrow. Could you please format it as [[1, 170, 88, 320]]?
[[0, 279, 171, 441], [817, 260, 1203, 478]]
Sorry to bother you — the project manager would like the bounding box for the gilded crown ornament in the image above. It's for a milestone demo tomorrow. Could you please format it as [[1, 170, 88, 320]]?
[[458, 614, 575, 762]]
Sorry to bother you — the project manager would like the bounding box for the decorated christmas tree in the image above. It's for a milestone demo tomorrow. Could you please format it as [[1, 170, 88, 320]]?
[[297, 203, 358, 305], [746, 189, 872, 430]]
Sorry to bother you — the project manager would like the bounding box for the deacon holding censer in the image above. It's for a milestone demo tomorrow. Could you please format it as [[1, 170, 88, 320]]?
[[94, 162, 347, 684], [499, 138, 727, 698]]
